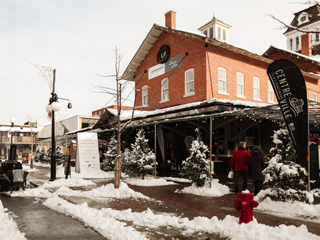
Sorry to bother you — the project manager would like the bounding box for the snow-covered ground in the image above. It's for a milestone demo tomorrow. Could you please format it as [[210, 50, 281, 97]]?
[[2, 165, 320, 239]]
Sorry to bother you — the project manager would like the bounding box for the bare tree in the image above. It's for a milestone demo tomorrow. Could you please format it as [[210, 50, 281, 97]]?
[[94, 47, 136, 188]]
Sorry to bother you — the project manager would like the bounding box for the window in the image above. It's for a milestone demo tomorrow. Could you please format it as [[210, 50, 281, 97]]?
[[268, 81, 275, 103], [218, 67, 227, 94], [253, 77, 260, 100], [313, 93, 318, 102], [223, 29, 226, 41], [142, 86, 148, 106], [296, 36, 299, 50], [185, 69, 195, 95], [236, 72, 244, 97], [161, 78, 169, 101], [217, 27, 221, 39], [209, 27, 213, 38], [204, 30, 208, 37], [290, 38, 293, 50], [316, 33, 319, 42]]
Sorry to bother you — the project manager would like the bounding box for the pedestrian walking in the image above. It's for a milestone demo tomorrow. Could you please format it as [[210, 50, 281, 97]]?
[[230, 142, 251, 194], [250, 147, 266, 195]]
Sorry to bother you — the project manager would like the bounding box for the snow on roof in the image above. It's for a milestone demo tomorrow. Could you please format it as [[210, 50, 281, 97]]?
[[0, 126, 39, 133], [123, 98, 269, 121]]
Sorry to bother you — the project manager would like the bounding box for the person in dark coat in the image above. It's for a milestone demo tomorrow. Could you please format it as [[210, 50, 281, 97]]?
[[250, 147, 266, 195], [230, 142, 251, 194]]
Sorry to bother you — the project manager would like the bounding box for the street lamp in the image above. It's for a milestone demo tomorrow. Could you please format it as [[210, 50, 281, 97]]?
[[9, 117, 16, 160], [45, 69, 72, 181]]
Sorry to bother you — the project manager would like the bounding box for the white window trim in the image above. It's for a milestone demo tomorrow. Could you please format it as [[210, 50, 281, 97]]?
[[218, 67, 227, 94], [313, 93, 318, 102], [142, 85, 148, 107], [236, 72, 245, 98], [185, 69, 195, 96], [268, 81, 275, 103], [160, 78, 169, 103], [253, 77, 261, 101]]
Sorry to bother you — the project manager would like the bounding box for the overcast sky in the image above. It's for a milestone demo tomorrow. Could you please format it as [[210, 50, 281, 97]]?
[[0, 0, 310, 126]]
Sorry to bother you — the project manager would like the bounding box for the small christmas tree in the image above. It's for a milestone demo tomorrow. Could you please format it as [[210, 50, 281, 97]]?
[[55, 144, 64, 165], [102, 134, 118, 172], [180, 128, 210, 187], [122, 129, 156, 178], [44, 145, 64, 165], [260, 127, 310, 202], [34, 147, 46, 163]]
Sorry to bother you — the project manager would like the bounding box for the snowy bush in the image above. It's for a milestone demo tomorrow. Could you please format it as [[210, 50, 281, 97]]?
[[122, 129, 156, 178], [101, 134, 118, 172], [258, 126, 310, 203], [34, 147, 46, 163], [43, 145, 64, 165], [180, 128, 210, 187]]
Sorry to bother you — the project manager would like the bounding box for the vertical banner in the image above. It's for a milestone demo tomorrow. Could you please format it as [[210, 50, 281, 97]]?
[[267, 59, 308, 166]]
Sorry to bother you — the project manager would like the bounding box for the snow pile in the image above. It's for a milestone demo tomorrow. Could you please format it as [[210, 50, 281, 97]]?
[[42, 178, 96, 188], [0, 201, 26, 239], [175, 179, 230, 197], [56, 182, 150, 199], [124, 176, 177, 186], [42, 194, 320, 240], [257, 197, 320, 221], [55, 164, 114, 179], [43, 195, 148, 240]]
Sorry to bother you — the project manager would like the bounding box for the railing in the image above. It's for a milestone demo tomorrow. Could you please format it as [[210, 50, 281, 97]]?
[[0, 136, 36, 145]]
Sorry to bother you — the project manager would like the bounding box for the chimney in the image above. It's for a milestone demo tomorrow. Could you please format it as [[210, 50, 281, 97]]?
[[165, 10, 176, 29], [301, 33, 312, 57]]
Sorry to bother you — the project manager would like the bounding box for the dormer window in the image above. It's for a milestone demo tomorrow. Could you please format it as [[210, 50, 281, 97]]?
[[298, 12, 309, 25]]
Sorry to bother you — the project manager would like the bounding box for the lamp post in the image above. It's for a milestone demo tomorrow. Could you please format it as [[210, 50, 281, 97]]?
[[32, 64, 72, 181], [45, 69, 61, 181], [9, 117, 16, 160]]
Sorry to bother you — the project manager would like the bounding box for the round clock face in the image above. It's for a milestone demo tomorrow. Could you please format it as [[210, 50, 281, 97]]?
[[157, 45, 170, 63], [301, 16, 306, 22]]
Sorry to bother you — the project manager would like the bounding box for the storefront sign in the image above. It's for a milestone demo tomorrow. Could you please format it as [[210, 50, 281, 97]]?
[[148, 54, 183, 80]]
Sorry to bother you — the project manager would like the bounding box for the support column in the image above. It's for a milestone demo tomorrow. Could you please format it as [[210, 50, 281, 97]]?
[[154, 124, 157, 178]]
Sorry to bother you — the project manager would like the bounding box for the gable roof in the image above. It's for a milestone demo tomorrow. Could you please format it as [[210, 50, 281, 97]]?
[[284, 4, 320, 34], [122, 24, 272, 81], [263, 45, 320, 79]]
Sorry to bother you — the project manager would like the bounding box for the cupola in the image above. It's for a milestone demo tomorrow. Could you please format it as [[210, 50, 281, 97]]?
[[198, 13, 231, 42]]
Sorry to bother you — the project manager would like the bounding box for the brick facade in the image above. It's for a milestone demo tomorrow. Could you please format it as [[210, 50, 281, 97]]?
[[134, 31, 274, 111]]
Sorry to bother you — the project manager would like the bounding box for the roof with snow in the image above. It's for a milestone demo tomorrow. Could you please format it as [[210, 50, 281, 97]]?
[[94, 97, 320, 133], [122, 24, 272, 81]]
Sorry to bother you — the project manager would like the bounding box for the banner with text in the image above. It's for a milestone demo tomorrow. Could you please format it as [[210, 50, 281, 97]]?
[[75, 132, 101, 176], [267, 59, 308, 166]]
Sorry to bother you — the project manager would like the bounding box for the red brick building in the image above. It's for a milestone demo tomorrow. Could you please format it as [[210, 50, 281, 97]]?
[[123, 11, 278, 111], [97, 8, 320, 173]]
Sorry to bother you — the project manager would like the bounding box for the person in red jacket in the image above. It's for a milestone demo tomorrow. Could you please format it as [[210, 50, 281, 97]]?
[[230, 142, 251, 194]]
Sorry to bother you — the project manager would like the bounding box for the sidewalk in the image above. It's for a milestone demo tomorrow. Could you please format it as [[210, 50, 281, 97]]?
[[26, 166, 320, 239]]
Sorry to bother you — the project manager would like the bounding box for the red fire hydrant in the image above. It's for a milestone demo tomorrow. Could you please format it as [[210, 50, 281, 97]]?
[[234, 192, 258, 224]]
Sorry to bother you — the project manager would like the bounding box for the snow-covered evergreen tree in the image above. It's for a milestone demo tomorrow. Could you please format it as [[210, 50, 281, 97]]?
[[44, 145, 64, 165], [56, 144, 64, 165], [259, 127, 310, 202], [180, 128, 210, 187], [102, 134, 118, 172], [122, 129, 156, 178], [34, 147, 46, 163]]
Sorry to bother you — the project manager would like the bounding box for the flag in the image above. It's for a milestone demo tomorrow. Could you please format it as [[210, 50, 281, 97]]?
[[267, 59, 308, 166]]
